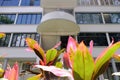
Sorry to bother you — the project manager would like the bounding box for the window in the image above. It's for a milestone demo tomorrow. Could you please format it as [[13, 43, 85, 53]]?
[[0, 0, 19, 6], [57, 9, 73, 15], [103, 13, 120, 24], [109, 33, 120, 43], [11, 33, 40, 47], [16, 13, 42, 24], [77, 0, 97, 5], [77, 33, 108, 46], [77, 0, 120, 6], [100, 0, 120, 6], [0, 33, 11, 47], [0, 0, 40, 6], [75, 13, 103, 24], [0, 14, 16, 24], [21, 0, 40, 6]]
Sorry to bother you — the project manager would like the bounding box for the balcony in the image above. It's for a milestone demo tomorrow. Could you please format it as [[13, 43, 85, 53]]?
[[77, 0, 120, 6]]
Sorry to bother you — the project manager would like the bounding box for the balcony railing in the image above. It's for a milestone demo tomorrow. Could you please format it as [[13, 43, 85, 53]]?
[[77, 0, 120, 6]]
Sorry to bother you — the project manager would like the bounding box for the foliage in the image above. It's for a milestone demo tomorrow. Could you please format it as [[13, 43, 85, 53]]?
[[0, 33, 5, 39], [0, 33, 19, 80], [1, 34, 120, 80], [0, 62, 19, 80], [33, 36, 120, 80], [111, 54, 120, 76], [26, 38, 64, 66], [0, 16, 14, 24], [25, 38, 65, 79], [63, 36, 120, 80]]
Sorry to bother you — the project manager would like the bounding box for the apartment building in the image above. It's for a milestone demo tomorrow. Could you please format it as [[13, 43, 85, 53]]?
[[0, 0, 120, 79]]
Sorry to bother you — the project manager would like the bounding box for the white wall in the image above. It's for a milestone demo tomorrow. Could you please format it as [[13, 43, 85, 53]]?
[[0, 25, 37, 32], [1, 24, 120, 33], [0, 6, 43, 14], [0, 47, 36, 58], [75, 6, 120, 12]]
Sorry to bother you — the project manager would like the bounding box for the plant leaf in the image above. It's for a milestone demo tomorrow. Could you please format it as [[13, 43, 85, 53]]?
[[0, 33, 5, 38], [46, 49, 57, 64], [67, 36, 77, 53], [55, 62, 63, 68], [73, 50, 84, 80], [73, 42, 94, 80], [52, 41, 61, 49], [94, 41, 120, 79], [92, 60, 110, 80], [113, 54, 120, 61], [35, 65, 74, 80], [0, 68, 4, 78], [89, 40, 93, 54], [63, 52, 72, 69], [26, 38, 45, 62], [4, 62, 19, 80], [27, 74, 42, 80]]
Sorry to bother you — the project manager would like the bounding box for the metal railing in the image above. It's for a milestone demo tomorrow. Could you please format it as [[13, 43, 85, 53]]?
[[77, 0, 120, 6]]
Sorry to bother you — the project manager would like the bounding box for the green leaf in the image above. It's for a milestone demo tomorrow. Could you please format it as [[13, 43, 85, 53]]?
[[55, 62, 63, 68], [113, 54, 120, 61], [26, 38, 45, 61], [57, 48, 65, 57], [0, 68, 4, 76], [0, 33, 5, 38], [94, 41, 120, 79], [73, 50, 94, 80], [46, 49, 57, 64], [92, 60, 110, 80], [27, 74, 42, 80], [73, 42, 94, 80], [73, 50, 84, 80], [83, 50, 94, 80]]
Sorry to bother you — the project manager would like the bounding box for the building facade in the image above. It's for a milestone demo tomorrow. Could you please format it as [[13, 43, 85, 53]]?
[[0, 0, 120, 80]]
